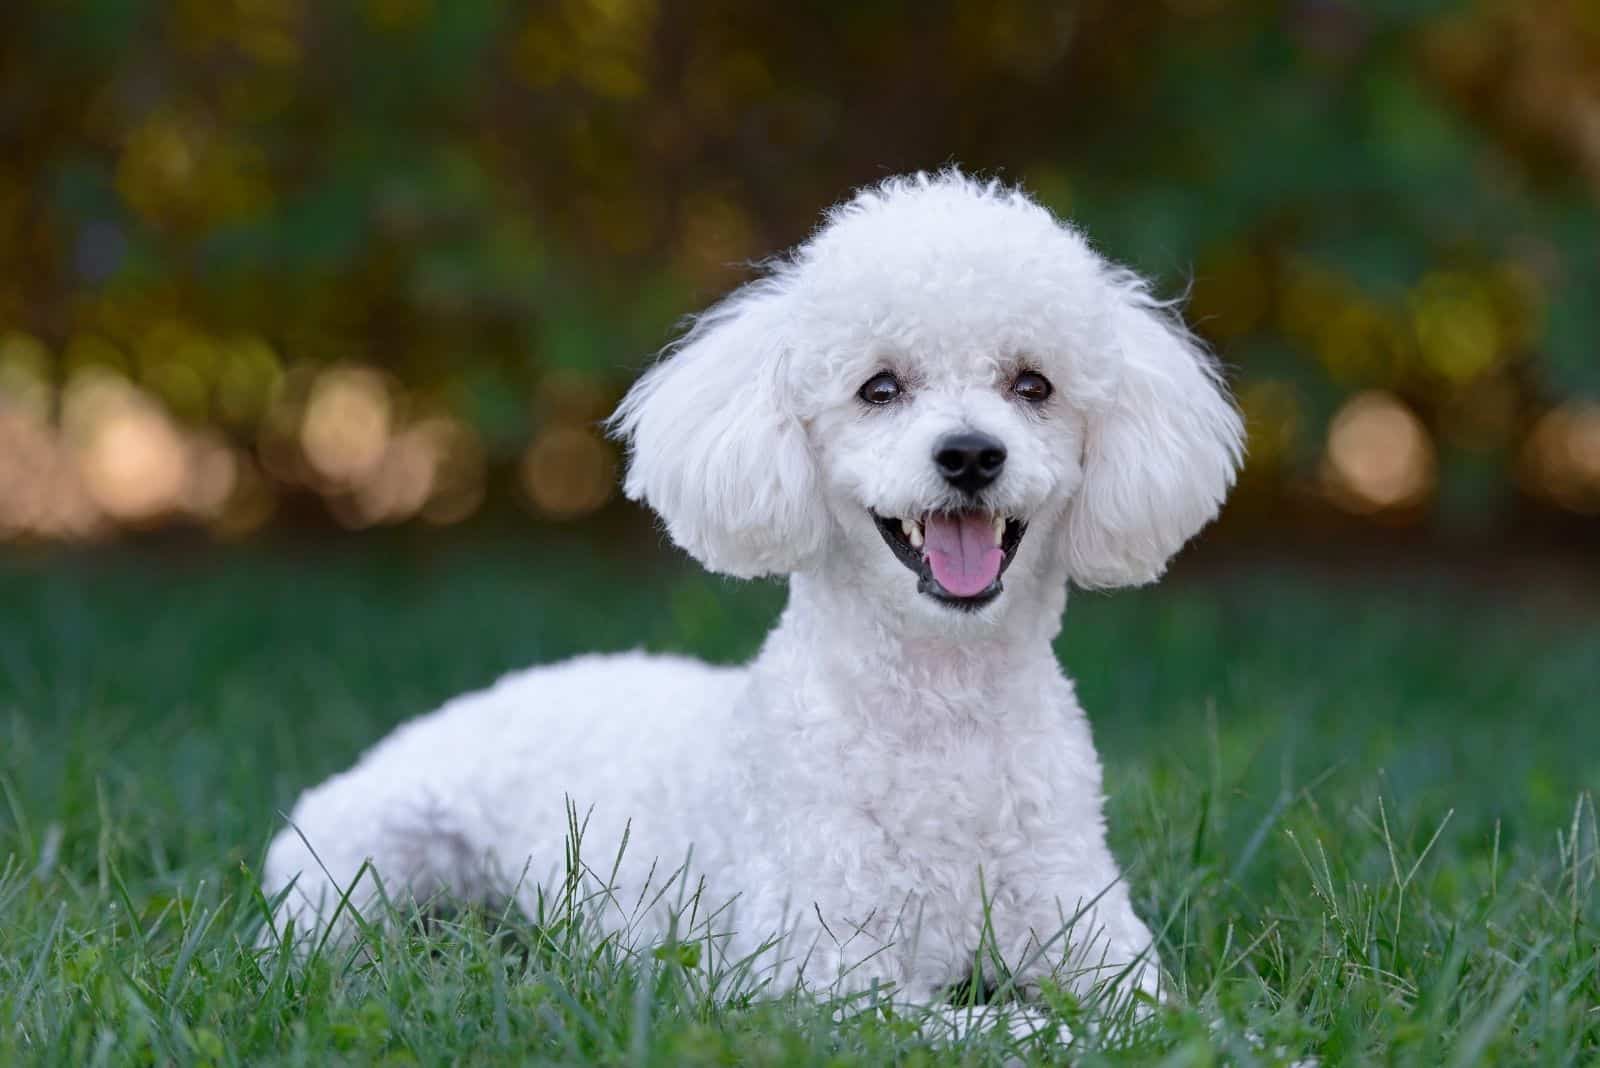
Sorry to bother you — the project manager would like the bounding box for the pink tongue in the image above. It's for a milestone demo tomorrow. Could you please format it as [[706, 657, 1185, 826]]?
[[923, 513, 1003, 598]]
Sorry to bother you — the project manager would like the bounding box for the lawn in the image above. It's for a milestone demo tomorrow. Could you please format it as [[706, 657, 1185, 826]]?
[[1, 535, 1596, 1065]]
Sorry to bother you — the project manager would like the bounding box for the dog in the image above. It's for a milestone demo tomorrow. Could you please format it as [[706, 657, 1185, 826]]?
[[261, 171, 1243, 1019]]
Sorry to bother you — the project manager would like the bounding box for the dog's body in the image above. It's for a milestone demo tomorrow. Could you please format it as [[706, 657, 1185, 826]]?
[[263, 172, 1243, 1009]]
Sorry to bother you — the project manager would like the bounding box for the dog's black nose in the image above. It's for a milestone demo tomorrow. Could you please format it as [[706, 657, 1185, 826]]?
[[933, 432, 1007, 495]]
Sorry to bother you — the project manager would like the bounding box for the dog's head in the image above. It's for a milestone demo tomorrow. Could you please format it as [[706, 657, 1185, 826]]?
[[611, 172, 1243, 619]]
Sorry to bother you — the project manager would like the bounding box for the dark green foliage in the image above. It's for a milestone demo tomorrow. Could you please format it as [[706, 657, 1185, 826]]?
[[2, 2, 1598, 532]]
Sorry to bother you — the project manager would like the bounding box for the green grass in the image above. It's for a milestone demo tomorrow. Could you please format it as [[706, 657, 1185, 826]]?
[[1, 536, 1597, 1065]]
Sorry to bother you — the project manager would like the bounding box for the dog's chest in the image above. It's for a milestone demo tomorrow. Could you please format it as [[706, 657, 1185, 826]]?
[[767, 724, 1075, 971], [737, 671, 1094, 943], [865, 729, 1056, 848], [809, 714, 1072, 895]]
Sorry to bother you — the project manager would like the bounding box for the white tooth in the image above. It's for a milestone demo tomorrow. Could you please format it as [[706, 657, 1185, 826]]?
[[993, 515, 1005, 542], [908, 521, 924, 549]]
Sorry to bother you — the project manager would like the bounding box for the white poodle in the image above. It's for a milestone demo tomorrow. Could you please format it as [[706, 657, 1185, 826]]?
[[262, 171, 1243, 1018]]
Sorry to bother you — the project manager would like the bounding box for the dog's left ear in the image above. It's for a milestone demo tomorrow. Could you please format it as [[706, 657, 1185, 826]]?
[[1065, 273, 1246, 588], [609, 286, 827, 578]]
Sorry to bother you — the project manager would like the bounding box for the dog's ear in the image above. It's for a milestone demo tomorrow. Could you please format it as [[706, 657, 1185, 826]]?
[[1065, 273, 1245, 588], [610, 285, 826, 578]]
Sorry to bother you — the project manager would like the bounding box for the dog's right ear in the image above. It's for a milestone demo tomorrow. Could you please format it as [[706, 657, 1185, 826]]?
[[609, 285, 827, 578], [1063, 273, 1245, 589]]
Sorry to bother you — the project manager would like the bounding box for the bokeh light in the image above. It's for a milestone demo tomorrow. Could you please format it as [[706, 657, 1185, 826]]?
[[0, 405, 63, 539], [183, 433, 241, 521], [521, 426, 616, 520], [416, 417, 487, 526], [1411, 273, 1503, 385], [1520, 403, 1600, 515], [65, 372, 190, 525], [300, 367, 393, 489], [1323, 391, 1437, 516]]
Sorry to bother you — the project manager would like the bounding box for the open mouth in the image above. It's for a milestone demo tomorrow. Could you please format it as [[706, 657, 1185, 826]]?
[[872, 510, 1027, 610]]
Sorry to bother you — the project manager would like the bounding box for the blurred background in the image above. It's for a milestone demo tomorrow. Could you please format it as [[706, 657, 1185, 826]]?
[[0, 0, 1596, 553]]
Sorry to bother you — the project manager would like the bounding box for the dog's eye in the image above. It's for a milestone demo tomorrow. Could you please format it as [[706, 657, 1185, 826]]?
[[1011, 371, 1053, 403], [857, 372, 903, 406]]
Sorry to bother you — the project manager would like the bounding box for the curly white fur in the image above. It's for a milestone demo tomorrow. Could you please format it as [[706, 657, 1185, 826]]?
[[262, 171, 1244, 1013]]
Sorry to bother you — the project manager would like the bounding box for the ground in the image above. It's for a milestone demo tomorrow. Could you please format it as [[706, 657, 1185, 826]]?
[[0, 534, 1596, 1065]]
